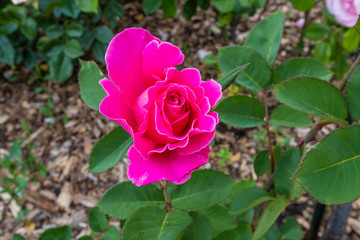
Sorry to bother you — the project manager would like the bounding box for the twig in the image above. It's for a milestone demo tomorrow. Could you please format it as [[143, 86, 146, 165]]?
[[339, 52, 360, 91], [263, 90, 275, 174], [163, 181, 173, 213]]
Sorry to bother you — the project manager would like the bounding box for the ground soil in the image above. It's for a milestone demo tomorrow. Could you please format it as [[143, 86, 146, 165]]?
[[1, 0, 360, 239]]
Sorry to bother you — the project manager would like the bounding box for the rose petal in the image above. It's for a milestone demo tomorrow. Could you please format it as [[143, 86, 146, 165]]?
[[142, 41, 184, 88], [200, 79, 222, 108], [99, 79, 137, 136], [105, 28, 160, 103], [127, 145, 210, 186]]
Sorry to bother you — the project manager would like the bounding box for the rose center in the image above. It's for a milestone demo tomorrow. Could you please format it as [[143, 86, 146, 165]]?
[[341, 0, 357, 14]]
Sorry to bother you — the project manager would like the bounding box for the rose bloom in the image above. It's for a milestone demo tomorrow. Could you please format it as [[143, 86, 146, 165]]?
[[326, 0, 360, 27], [99, 28, 222, 186]]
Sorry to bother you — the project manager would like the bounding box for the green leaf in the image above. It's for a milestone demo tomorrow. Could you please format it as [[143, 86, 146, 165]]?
[[89, 127, 132, 173], [13, 234, 27, 240], [272, 58, 332, 84], [240, 0, 255, 7], [0, 35, 15, 65], [60, 0, 81, 19], [281, 217, 303, 240], [263, 225, 282, 240], [44, 25, 64, 39], [274, 148, 301, 196], [78, 60, 106, 110], [66, 23, 84, 37], [104, 0, 124, 18], [162, 0, 177, 18], [98, 181, 165, 219], [24, 49, 37, 69], [39, 225, 72, 240], [219, 46, 271, 91], [92, 41, 107, 63], [64, 39, 84, 59], [275, 77, 348, 122], [1, 22, 18, 35], [214, 223, 252, 240], [170, 169, 234, 211], [254, 150, 270, 177], [143, 0, 162, 15], [304, 23, 330, 41], [183, 0, 197, 20], [49, 54, 73, 83], [94, 26, 113, 44], [20, 18, 37, 41], [88, 207, 107, 232], [244, 11, 284, 67], [217, 63, 250, 91], [342, 28, 360, 52], [295, 125, 360, 204], [197, 0, 210, 9], [122, 206, 192, 240], [77, 236, 93, 240], [75, 0, 98, 13], [270, 105, 312, 128], [182, 212, 212, 240], [79, 31, 95, 51], [253, 195, 289, 240], [230, 187, 272, 215], [103, 226, 120, 240], [333, 54, 349, 78], [228, 179, 256, 201], [216, 96, 265, 128], [290, 0, 314, 11], [200, 204, 237, 236], [212, 0, 237, 13], [313, 42, 332, 64], [347, 67, 360, 121]]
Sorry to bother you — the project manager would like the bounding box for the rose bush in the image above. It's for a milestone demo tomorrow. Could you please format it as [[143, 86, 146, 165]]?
[[326, 0, 360, 27], [99, 28, 222, 186]]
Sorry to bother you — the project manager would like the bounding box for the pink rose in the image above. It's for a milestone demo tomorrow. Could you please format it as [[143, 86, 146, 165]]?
[[326, 0, 360, 27], [99, 28, 222, 186]]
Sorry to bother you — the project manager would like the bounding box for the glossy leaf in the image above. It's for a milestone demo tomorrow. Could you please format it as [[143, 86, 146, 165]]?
[[20, 18, 37, 41], [346, 67, 360, 121], [75, 0, 98, 13], [49, 54, 73, 83], [342, 28, 359, 52], [275, 77, 347, 122], [216, 96, 265, 128], [281, 217, 303, 240], [89, 127, 132, 173], [214, 223, 252, 240], [295, 125, 360, 204], [44, 25, 64, 39], [94, 26, 113, 44], [66, 23, 84, 37], [290, 0, 314, 11], [244, 11, 284, 67], [270, 105, 312, 128], [230, 187, 272, 215], [170, 169, 234, 211], [200, 204, 237, 236], [313, 42, 331, 64], [304, 23, 330, 41], [78, 60, 106, 110], [0, 35, 15, 65], [77, 236, 93, 240], [272, 58, 332, 84], [13, 234, 27, 240], [274, 148, 301, 196], [122, 206, 192, 240], [103, 226, 120, 240], [39, 225, 72, 240], [64, 39, 84, 59], [143, 0, 162, 15], [212, 0, 237, 13], [98, 181, 165, 219], [254, 150, 270, 177], [162, 0, 177, 18], [217, 63, 250, 91], [183, 0, 197, 20], [253, 195, 289, 240], [92, 41, 107, 63], [88, 207, 107, 232], [228, 179, 256, 201], [219, 46, 271, 91], [182, 212, 212, 240]]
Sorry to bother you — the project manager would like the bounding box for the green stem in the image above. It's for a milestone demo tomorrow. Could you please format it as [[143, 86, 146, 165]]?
[[339, 52, 360, 91], [263, 90, 275, 174]]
